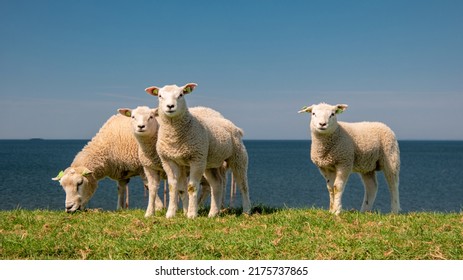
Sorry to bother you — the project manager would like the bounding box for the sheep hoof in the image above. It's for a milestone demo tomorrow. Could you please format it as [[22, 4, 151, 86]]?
[[166, 211, 176, 219], [187, 212, 198, 219], [208, 211, 219, 218], [144, 210, 155, 218]]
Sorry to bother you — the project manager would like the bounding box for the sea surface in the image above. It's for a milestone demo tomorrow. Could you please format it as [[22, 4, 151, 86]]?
[[0, 140, 462, 213]]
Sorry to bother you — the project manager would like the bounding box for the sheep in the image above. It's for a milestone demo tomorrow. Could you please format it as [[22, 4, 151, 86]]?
[[52, 114, 163, 213], [117, 106, 225, 217], [117, 106, 167, 217], [145, 83, 251, 219], [298, 102, 400, 215]]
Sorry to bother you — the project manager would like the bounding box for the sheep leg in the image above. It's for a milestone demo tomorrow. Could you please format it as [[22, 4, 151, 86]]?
[[360, 171, 378, 212], [198, 178, 211, 207], [332, 168, 351, 215], [143, 167, 161, 217], [229, 156, 251, 215], [204, 168, 224, 218], [384, 169, 400, 213], [186, 163, 206, 219], [162, 160, 182, 219], [117, 179, 129, 210], [319, 168, 336, 213], [177, 167, 189, 215]]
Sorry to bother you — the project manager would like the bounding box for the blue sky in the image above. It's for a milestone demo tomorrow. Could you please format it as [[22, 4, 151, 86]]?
[[1, 0, 462, 140]]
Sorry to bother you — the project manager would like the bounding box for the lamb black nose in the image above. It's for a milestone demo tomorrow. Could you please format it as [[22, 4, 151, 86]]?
[[167, 104, 175, 109], [138, 125, 145, 129], [319, 122, 327, 127]]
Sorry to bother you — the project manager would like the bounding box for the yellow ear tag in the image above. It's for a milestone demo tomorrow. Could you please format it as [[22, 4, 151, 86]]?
[[184, 87, 191, 93], [152, 88, 159, 95], [298, 106, 308, 113], [125, 111, 131, 117]]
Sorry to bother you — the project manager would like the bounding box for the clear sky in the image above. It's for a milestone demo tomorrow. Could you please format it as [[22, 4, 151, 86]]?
[[1, 0, 462, 140]]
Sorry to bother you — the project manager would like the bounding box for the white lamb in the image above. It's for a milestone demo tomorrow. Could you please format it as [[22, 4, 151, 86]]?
[[298, 102, 400, 214], [145, 83, 251, 219], [52, 114, 162, 213], [117, 106, 226, 217]]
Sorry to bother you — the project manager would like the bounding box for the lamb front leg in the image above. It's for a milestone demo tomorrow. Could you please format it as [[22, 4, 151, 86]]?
[[331, 167, 351, 215], [161, 160, 181, 219], [143, 167, 161, 217], [319, 168, 336, 213], [186, 163, 206, 219]]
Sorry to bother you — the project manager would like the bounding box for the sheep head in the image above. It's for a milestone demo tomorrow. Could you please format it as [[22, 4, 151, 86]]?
[[299, 103, 348, 134], [145, 83, 197, 118], [52, 167, 96, 213], [118, 106, 159, 137]]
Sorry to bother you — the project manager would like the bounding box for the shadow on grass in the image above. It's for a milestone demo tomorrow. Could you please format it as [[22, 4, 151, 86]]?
[[198, 203, 283, 217]]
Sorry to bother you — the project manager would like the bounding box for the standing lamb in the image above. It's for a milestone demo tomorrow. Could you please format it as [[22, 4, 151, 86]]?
[[145, 83, 251, 219], [298, 102, 400, 214], [52, 114, 162, 213], [117, 106, 167, 217], [117, 106, 226, 217]]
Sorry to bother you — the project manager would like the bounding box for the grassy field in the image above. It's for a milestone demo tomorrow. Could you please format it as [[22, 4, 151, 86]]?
[[1, 207, 462, 260]]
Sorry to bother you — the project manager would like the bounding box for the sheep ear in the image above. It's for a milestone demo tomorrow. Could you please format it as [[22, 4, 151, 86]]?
[[145, 86, 160, 96], [335, 104, 348, 114], [182, 83, 197, 94], [298, 105, 313, 114], [118, 108, 132, 117], [152, 108, 159, 117], [52, 170, 65, 181], [82, 168, 93, 177]]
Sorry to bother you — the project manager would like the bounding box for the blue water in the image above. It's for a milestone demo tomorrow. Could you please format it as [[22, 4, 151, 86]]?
[[0, 140, 462, 213]]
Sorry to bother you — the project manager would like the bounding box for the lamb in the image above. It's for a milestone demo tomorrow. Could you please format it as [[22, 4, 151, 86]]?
[[298, 102, 400, 214], [145, 83, 251, 219], [52, 114, 162, 213], [117, 106, 226, 217]]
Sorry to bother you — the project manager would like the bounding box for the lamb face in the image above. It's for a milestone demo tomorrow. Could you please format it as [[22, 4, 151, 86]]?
[[119, 106, 159, 137], [299, 103, 348, 135], [52, 167, 96, 212], [145, 83, 197, 118]]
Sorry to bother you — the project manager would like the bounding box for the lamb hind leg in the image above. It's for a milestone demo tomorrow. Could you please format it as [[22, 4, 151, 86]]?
[[360, 171, 378, 212], [204, 168, 225, 218], [117, 179, 129, 210], [384, 169, 400, 213]]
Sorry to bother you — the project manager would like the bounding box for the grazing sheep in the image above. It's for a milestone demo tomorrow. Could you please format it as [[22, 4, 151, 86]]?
[[52, 114, 162, 213], [298, 102, 400, 214], [117, 106, 225, 217], [145, 83, 251, 219]]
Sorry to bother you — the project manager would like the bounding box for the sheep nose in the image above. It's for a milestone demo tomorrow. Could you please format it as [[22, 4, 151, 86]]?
[[167, 104, 175, 110], [319, 122, 327, 127], [138, 125, 145, 129]]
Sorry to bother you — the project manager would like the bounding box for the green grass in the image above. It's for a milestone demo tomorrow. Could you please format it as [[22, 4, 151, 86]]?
[[1, 207, 462, 260]]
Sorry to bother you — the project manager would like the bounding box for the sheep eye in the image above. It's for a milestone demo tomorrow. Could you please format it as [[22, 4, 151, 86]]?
[[312, 112, 316, 116], [330, 113, 335, 117], [179, 93, 183, 98]]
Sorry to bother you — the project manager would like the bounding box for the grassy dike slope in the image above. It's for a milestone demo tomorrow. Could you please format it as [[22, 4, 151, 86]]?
[[1, 208, 462, 260]]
